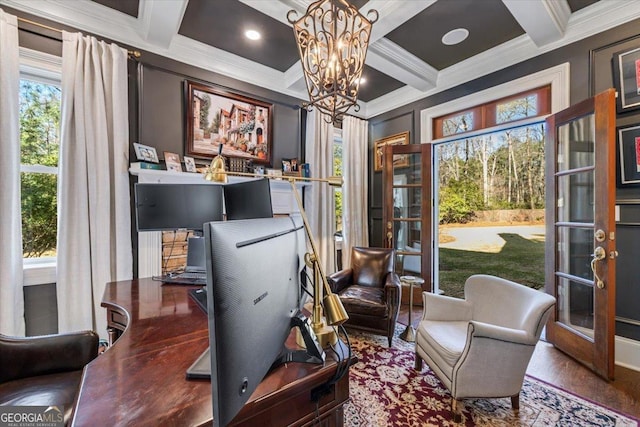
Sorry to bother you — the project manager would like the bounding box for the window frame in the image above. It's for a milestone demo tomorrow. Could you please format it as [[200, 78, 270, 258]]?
[[19, 47, 62, 286]]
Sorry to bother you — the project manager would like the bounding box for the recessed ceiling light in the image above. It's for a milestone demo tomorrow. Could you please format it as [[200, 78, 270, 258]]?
[[359, 77, 367, 85], [442, 28, 469, 46], [245, 29, 261, 41]]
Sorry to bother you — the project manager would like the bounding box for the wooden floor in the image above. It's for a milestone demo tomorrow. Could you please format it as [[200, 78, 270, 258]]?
[[398, 305, 640, 419]]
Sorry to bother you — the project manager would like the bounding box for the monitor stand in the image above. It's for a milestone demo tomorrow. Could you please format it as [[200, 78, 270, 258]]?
[[271, 312, 325, 367], [186, 312, 324, 380]]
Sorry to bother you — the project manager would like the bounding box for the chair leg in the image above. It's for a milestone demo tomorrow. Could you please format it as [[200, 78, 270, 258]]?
[[452, 398, 463, 423], [414, 353, 423, 371], [511, 393, 520, 412]]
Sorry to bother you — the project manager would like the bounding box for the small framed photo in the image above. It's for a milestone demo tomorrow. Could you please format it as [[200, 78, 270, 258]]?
[[618, 124, 640, 185], [613, 47, 640, 113], [133, 142, 159, 163], [164, 151, 182, 172], [266, 168, 282, 179], [183, 156, 197, 172]]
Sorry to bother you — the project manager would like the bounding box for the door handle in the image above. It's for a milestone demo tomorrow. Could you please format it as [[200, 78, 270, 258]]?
[[590, 246, 606, 289]]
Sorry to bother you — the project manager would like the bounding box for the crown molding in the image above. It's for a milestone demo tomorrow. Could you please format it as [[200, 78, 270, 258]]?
[[503, 0, 571, 47]]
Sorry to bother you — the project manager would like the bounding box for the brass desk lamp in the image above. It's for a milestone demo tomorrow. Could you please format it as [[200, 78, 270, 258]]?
[[206, 169, 348, 348]]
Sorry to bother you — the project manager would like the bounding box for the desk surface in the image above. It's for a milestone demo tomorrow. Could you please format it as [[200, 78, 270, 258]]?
[[72, 278, 350, 427]]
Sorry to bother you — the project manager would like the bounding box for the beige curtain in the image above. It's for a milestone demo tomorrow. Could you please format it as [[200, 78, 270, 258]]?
[[57, 32, 132, 338], [341, 115, 369, 267], [0, 9, 25, 336], [304, 109, 336, 276]]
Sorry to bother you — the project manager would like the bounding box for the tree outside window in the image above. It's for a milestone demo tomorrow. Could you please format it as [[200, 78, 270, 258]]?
[[20, 79, 60, 258]]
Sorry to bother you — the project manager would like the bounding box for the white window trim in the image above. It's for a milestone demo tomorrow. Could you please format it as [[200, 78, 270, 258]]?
[[20, 47, 62, 286], [420, 63, 570, 144]]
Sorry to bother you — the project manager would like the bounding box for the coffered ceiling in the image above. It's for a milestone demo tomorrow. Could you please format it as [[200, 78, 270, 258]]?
[[4, 0, 640, 118]]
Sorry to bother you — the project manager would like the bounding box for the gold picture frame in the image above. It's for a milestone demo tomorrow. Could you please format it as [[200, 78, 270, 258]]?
[[374, 131, 410, 172]]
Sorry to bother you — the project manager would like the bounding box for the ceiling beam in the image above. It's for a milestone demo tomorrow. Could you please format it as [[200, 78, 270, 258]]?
[[502, 0, 571, 46], [367, 38, 437, 91], [138, 0, 188, 49]]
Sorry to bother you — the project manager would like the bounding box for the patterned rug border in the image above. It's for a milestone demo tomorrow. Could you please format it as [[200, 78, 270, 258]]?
[[524, 374, 640, 423], [344, 325, 639, 426]]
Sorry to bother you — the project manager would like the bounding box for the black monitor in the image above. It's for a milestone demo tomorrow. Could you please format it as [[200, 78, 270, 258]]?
[[202, 216, 323, 427], [223, 178, 273, 220], [134, 183, 223, 232]]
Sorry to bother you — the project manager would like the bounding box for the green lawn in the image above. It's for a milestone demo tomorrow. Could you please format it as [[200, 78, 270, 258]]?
[[438, 232, 545, 299]]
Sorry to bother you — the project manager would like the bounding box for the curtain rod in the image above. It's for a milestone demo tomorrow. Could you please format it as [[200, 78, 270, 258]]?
[[17, 16, 141, 58]]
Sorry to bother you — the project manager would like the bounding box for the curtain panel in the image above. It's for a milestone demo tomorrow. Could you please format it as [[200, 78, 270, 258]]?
[[57, 32, 132, 338], [0, 9, 25, 336], [304, 110, 336, 276], [341, 115, 369, 268]]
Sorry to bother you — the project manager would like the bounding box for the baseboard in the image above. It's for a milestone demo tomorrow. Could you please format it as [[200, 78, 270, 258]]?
[[615, 335, 640, 372]]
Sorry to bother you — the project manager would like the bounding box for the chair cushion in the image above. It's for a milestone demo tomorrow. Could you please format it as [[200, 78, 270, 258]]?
[[417, 320, 468, 368], [0, 370, 82, 424], [339, 285, 388, 317]]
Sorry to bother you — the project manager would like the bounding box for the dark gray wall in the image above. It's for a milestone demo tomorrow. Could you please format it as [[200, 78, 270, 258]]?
[[368, 17, 640, 340]]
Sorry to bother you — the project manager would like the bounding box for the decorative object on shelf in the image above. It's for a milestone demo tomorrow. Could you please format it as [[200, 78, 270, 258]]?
[[184, 80, 273, 165], [266, 168, 283, 179], [183, 156, 197, 172], [617, 124, 640, 185], [374, 131, 410, 172], [133, 142, 159, 163], [130, 161, 161, 170], [213, 170, 348, 347], [164, 151, 182, 172], [287, 0, 378, 124], [229, 157, 249, 173], [204, 144, 227, 183], [282, 157, 301, 177], [301, 163, 311, 178], [612, 46, 640, 113]]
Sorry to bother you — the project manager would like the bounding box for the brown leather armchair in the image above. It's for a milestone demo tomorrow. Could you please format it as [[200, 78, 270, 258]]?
[[0, 331, 99, 425], [328, 247, 401, 346]]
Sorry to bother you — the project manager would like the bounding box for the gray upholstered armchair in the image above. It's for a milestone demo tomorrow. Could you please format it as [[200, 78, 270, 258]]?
[[0, 331, 99, 425], [414, 274, 556, 422]]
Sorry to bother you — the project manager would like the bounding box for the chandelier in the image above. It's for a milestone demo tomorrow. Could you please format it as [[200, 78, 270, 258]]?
[[288, 0, 378, 123]]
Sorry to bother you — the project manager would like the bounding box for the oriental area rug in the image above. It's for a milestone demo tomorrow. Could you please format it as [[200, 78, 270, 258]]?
[[344, 327, 638, 427]]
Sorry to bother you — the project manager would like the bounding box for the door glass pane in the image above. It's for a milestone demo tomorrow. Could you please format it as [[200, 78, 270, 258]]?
[[557, 115, 595, 172], [557, 276, 595, 338], [557, 171, 594, 222], [557, 226, 593, 279]]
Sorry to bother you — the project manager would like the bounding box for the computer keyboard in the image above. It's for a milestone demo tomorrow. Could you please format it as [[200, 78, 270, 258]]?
[[162, 272, 207, 285]]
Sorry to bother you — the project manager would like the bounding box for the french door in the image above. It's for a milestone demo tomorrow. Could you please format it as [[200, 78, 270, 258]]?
[[382, 143, 432, 292], [544, 88, 617, 379]]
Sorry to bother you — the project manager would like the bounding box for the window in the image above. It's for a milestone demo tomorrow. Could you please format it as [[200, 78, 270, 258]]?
[[19, 48, 62, 285], [20, 79, 61, 259], [433, 86, 550, 140], [333, 129, 343, 233]]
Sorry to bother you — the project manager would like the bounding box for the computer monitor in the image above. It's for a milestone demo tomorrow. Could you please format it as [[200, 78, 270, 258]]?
[[223, 178, 273, 220], [202, 216, 322, 427], [134, 183, 224, 232]]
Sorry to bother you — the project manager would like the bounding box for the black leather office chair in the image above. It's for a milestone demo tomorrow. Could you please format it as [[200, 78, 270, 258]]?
[[0, 331, 99, 425]]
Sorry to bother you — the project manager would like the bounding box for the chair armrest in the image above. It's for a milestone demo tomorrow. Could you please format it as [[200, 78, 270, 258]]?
[[384, 272, 401, 308], [0, 331, 99, 383], [328, 268, 353, 294], [421, 293, 473, 321], [469, 320, 534, 345]]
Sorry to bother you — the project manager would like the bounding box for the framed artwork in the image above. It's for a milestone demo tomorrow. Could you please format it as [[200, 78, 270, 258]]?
[[183, 156, 197, 172], [185, 80, 273, 165], [133, 142, 159, 163], [618, 124, 640, 185], [164, 151, 182, 172], [374, 131, 410, 172], [612, 46, 640, 113]]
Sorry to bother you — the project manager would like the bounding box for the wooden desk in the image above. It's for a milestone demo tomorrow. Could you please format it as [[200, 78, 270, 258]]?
[[72, 278, 351, 426]]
